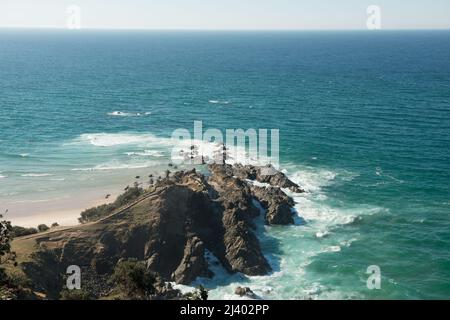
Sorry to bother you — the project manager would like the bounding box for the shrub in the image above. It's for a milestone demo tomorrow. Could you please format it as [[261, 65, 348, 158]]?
[[37, 224, 50, 232], [183, 285, 209, 301], [60, 289, 92, 300], [11, 226, 38, 238], [79, 187, 144, 223], [0, 215, 12, 258], [110, 259, 156, 299], [1, 214, 13, 284]]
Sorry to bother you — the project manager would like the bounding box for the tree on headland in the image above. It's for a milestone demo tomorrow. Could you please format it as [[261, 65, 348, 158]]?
[[0, 214, 13, 292], [0, 214, 14, 297], [37, 224, 50, 233], [0, 214, 12, 259], [213, 143, 228, 165]]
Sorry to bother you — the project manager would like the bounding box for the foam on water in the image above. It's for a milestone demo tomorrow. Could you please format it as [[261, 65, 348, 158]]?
[[21, 173, 53, 177], [71, 160, 159, 171], [125, 150, 165, 157], [72, 133, 173, 147], [107, 111, 151, 117], [209, 100, 230, 105], [178, 164, 385, 300]]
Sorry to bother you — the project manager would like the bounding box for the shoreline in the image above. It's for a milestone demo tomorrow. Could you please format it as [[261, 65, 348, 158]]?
[[2, 167, 170, 228], [5, 189, 121, 228]]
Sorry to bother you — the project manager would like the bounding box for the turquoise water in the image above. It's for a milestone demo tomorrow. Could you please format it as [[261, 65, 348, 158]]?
[[0, 30, 449, 299]]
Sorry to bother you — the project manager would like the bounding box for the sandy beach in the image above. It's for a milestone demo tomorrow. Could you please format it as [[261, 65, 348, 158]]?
[[5, 188, 121, 228]]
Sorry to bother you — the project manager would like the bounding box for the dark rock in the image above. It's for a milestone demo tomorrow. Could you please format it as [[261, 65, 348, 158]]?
[[252, 186, 295, 225], [172, 237, 210, 284], [208, 164, 271, 275], [231, 164, 305, 193], [235, 286, 257, 298]]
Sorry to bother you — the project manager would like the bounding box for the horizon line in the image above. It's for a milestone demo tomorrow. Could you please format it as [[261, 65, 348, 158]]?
[[1, 26, 450, 32]]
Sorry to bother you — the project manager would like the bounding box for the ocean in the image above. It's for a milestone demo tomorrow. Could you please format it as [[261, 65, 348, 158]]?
[[0, 29, 449, 299]]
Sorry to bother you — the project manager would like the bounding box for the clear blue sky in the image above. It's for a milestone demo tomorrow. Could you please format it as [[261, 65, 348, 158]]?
[[1, 0, 449, 30]]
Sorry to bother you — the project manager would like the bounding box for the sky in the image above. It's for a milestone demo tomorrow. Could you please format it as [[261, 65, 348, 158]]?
[[1, 0, 449, 30]]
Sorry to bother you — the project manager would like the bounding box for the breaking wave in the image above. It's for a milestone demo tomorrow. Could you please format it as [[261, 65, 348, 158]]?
[[107, 111, 152, 117]]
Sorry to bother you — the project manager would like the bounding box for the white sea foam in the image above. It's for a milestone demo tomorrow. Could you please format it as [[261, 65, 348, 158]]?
[[315, 231, 330, 238], [125, 150, 165, 158], [71, 132, 274, 169], [246, 179, 271, 188], [107, 111, 150, 117], [72, 133, 173, 147], [322, 245, 342, 253], [72, 160, 158, 172], [0, 175, 6, 179], [21, 173, 53, 177], [209, 100, 230, 105]]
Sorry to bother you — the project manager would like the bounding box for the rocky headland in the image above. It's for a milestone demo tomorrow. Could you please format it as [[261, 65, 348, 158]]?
[[7, 163, 304, 299]]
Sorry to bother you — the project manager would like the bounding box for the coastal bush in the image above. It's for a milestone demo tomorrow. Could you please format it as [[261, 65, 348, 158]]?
[[11, 226, 38, 238], [115, 186, 144, 207], [37, 224, 50, 232], [110, 259, 156, 299], [0, 215, 12, 258], [183, 285, 209, 301], [79, 187, 144, 223], [60, 289, 92, 300], [0, 215, 17, 297]]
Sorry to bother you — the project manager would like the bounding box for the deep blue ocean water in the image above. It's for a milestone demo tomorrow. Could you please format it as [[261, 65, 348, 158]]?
[[0, 30, 449, 299]]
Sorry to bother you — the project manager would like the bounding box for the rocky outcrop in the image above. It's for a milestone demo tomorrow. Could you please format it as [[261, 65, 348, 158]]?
[[230, 164, 305, 193], [207, 164, 270, 275], [17, 164, 303, 298], [251, 186, 295, 225], [172, 237, 210, 284], [235, 286, 257, 299]]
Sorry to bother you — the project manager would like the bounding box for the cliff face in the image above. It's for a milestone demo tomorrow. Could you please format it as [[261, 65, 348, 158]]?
[[17, 164, 304, 298]]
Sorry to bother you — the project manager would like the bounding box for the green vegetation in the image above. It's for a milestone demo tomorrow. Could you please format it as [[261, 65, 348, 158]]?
[[110, 259, 156, 300], [79, 187, 144, 223], [37, 224, 50, 232], [0, 215, 30, 300], [0, 214, 12, 258], [183, 285, 209, 301], [60, 289, 92, 300], [11, 226, 38, 238]]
